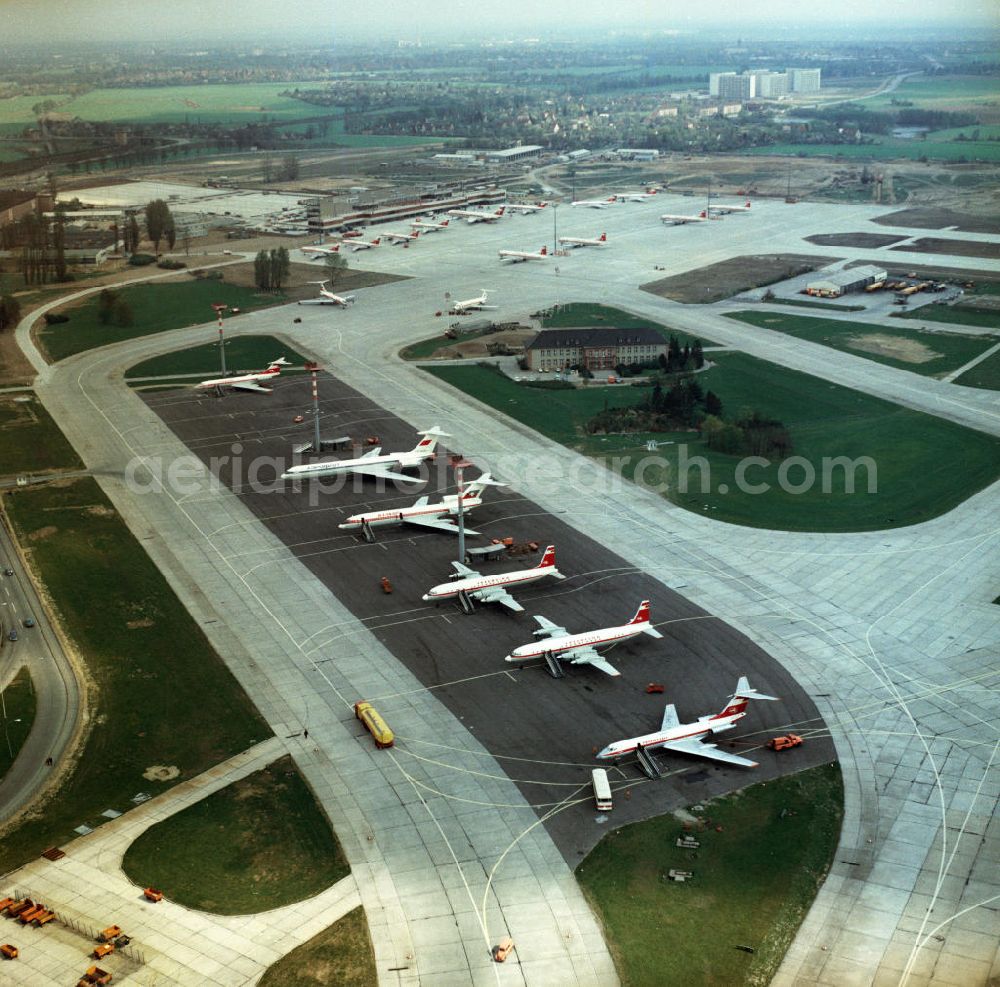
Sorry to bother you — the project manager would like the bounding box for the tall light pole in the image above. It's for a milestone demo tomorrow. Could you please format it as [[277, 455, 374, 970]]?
[[451, 456, 472, 564], [305, 361, 322, 452], [551, 202, 559, 257], [211, 303, 228, 377]]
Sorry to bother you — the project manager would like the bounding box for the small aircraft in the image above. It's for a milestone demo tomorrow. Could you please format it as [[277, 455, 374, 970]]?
[[411, 218, 450, 232], [660, 212, 708, 225], [302, 280, 355, 307], [281, 427, 449, 483], [447, 206, 506, 224], [505, 202, 548, 213], [505, 600, 663, 677], [709, 200, 752, 214], [451, 289, 497, 314], [571, 198, 614, 209], [383, 230, 420, 244], [344, 237, 381, 251], [597, 676, 780, 768], [498, 245, 548, 263], [338, 473, 505, 535], [197, 357, 290, 394], [558, 232, 607, 249], [422, 545, 564, 612], [301, 244, 341, 258], [613, 190, 658, 202]]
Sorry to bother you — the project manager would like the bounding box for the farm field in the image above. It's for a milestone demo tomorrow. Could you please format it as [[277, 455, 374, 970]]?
[[724, 310, 997, 378], [578, 764, 842, 987], [427, 352, 1000, 532]]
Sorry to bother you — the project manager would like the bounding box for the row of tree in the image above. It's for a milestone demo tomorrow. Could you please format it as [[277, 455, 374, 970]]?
[[253, 248, 291, 292]]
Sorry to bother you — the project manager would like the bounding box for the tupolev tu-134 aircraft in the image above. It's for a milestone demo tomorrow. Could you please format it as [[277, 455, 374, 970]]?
[[281, 428, 448, 483]]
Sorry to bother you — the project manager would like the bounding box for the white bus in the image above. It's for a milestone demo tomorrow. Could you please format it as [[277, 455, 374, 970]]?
[[591, 768, 613, 811]]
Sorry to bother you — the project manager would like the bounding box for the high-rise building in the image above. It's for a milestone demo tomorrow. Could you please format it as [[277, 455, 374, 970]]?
[[788, 68, 822, 93], [709, 72, 733, 97], [757, 72, 789, 98], [717, 73, 755, 100]]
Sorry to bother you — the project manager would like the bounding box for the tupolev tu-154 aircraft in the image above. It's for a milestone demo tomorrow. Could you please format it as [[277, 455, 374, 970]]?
[[447, 206, 506, 224], [450, 289, 497, 313], [597, 677, 780, 767], [281, 427, 449, 483], [505, 600, 663, 676], [301, 280, 355, 306], [498, 245, 548, 263], [196, 357, 290, 394], [558, 232, 607, 248], [660, 212, 708, 225], [411, 218, 450, 232], [423, 545, 564, 612], [338, 473, 505, 535]]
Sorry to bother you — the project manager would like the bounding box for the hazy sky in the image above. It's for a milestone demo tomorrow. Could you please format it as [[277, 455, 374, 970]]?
[[3, 0, 997, 45]]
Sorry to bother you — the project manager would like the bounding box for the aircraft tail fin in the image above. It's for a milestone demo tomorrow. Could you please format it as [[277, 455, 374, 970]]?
[[268, 357, 291, 368], [413, 426, 450, 454], [599, 232, 606, 241], [540, 246, 547, 256], [536, 545, 556, 569], [713, 677, 779, 720]]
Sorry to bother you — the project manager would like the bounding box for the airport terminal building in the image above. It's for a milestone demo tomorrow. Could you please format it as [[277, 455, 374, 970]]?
[[525, 326, 667, 371]]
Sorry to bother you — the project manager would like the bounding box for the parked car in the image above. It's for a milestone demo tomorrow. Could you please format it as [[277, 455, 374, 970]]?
[[7, 630, 17, 642]]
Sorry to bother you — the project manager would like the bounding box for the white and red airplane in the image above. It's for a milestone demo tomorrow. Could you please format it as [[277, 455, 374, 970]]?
[[709, 200, 752, 214], [302, 280, 355, 307], [384, 230, 420, 244], [411, 218, 450, 232], [505, 202, 548, 213], [660, 212, 708, 225], [281, 427, 448, 483], [571, 198, 614, 209], [338, 473, 505, 535], [558, 232, 607, 249], [447, 206, 506, 224], [597, 676, 780, 767], [301, 244, 341, 258], [451, 289, 497, 314], [613, 190, 658, 202], [505, 600, 663, 677], [344, 237, 380, 251], [498, 245, 548, 263], [197, 357, 290, 394], [423, 545, 564, 612]]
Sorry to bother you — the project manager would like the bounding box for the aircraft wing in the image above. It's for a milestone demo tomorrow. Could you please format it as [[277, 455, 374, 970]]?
[[405, 515, 479, 535], [659, 737, 758, 768], [563, 646, 620, 677], [231, 381, 273, 393], [450, 561, 479, 578], [349, 464, 421, 483], [472, 586, 524, 612], [532, 615, 568, 638]]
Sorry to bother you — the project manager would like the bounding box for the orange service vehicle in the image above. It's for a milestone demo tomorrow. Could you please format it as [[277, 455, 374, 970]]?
[[767, 733, 803, 751], [354, 701, 394, 749]]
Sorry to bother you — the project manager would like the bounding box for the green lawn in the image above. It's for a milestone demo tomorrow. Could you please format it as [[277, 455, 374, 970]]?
[[41, 280, 292, 363], [125, 335, 308, 379], [0, 478, 269, 870], [954, 348, 1000, 390], [400, 328, 496, 361], [724, 310, 997, 378], [0, 393, 84, 477], [768, 298, 865, 313], [122, 756, 348, 915], [895, 303, 1000, 330], [427, 354, 1000, 531], [259, 907, 376, 987], [0, 668, 37, 780], [578, 764, 842, 987], [743, 140, 1000, 163], [541, 303, 716, 346]]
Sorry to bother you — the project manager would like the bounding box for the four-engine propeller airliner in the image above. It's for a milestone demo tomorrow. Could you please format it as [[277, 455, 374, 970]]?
[[447, 206, 506, 224], [281, 427, 449, 483], [302, 280, 355, 307], [660, 212, 708, 225], [451, 289, 498, 313], [505, 600, 663, 676], [197, 357, 290, 394], [339, 473, 505, 535], [597, 677, 780, 767], [423, 545, 564, 612], [498, 245, 548, 263], [558, 232, 607, 248]]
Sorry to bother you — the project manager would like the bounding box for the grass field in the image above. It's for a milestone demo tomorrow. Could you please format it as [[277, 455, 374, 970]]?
[[743, 139, 1000, 163], [541, 302, 715, 345], [769, 298, 865, 313], [0, 393, 84, 477], [0, 478, 269, 870], [427, 354, 1000, 531], [578, 764, 842, 987], [895, 303, 1000, 330], [954, 348, 1000, 390], [125, 335, 308, 379], [400, 327, 496, 361], [41, 280, 292, 363], [122, 756, 348, 914], [259, 907, 375, 987], [0, 668, 37, 781], [724, 310, 997, 378], [863, 75, 1000, 113]]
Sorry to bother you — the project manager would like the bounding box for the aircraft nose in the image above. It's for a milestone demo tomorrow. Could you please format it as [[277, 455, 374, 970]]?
[[596, 746, 612, 760]]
